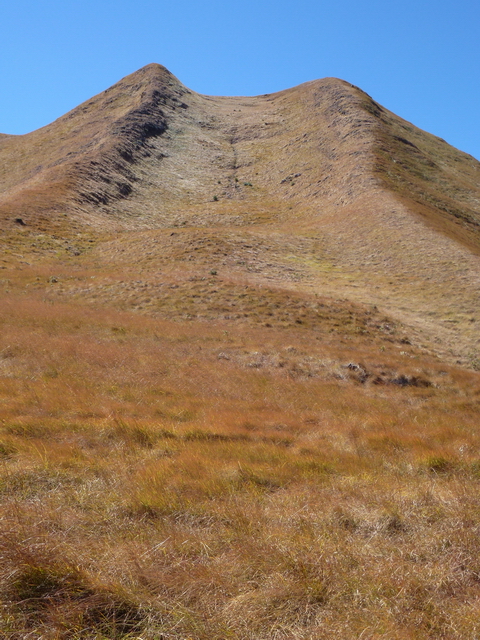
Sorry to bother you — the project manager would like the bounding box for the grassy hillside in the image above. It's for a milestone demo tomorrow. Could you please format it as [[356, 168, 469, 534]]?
[[1, 238, 480, 638], [1, 65, 479, 366], [0, 65, 480, 638]]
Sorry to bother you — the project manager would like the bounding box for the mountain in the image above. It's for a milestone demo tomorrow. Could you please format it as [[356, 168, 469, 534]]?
[[1, 64, 479, 239], [1, 63, 478, 366], [1, 65, 480, 639]]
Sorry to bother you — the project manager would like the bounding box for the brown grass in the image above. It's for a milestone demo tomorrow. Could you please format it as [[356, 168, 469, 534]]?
[[1, 64, 480, 638], [1, 64, 479, 364], [1, 281, 480, 638]]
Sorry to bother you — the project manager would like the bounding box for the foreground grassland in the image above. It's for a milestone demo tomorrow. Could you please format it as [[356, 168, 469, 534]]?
[[1, 273, 480, 639]]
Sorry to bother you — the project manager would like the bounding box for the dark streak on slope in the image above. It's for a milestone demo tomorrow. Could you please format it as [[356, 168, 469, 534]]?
[[72, 88, 171, 207], [0, 64, 187, 226], [0, 64, 479, 249]]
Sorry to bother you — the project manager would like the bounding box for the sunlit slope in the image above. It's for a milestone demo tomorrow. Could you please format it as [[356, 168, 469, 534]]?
[[2, 65, 480, 638], [1, 63, 479, 235], [0, 64, 479, 365]]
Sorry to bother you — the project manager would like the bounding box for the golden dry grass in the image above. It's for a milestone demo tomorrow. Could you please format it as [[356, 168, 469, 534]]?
[[1, 280, 480, 638], [1, 64, 479, 366], [1, 64, 480, 638]]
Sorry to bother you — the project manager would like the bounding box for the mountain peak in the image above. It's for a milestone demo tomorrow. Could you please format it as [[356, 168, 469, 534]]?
[[1, 65, 479, 249], [114, 62, 186, 90], [0, 66, 479, 368]]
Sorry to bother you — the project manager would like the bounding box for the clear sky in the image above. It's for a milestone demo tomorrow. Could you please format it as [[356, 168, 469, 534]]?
[[1, 0, 479, 160]]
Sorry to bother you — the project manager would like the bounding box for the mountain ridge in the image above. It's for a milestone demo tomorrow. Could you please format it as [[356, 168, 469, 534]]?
[[0, 64, 479, 367], [1, 64, 479, 237]]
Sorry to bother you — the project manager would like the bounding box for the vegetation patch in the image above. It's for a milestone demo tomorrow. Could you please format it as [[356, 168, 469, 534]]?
[[7, 559, 147, 637]]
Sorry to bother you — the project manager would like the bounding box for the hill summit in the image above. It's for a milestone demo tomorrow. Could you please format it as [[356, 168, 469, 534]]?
[[0, 63, 479, 365]]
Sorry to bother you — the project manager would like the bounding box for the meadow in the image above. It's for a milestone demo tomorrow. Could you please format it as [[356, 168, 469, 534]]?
[[1, 275, 479, 639]]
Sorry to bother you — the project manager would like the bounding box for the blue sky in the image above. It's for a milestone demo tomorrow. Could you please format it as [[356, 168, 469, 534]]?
[[1, 0, 479, 160]]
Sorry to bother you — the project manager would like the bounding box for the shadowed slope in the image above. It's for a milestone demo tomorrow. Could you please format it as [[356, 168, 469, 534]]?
[[0, 64, 185, 229]]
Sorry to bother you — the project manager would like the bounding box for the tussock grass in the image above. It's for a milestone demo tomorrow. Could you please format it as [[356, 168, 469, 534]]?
[[1, 285, 480, 638], [1, 540, 148, 638]]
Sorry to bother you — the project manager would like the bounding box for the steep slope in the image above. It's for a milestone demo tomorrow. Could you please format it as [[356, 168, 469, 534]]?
[[2, 64, 479, 239], [0, 64, 187, 229], [3, 65, 480, 640], [0, 64, 479, 366]]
